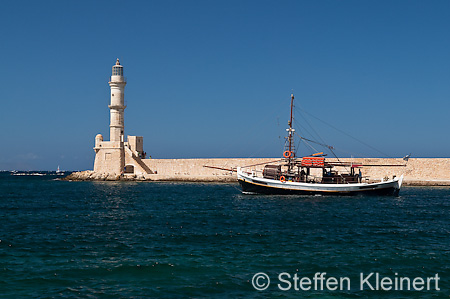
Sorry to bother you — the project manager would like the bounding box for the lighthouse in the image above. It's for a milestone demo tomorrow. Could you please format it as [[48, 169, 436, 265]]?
[[109, 58, 126, 142], [93, 59, 127, 175], [93, 59, 151, 178]]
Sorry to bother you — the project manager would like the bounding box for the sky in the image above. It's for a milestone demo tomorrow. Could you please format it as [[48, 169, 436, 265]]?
[[1, 0, 449, 170]]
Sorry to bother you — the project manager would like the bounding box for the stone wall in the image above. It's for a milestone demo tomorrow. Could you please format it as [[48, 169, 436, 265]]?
[[93, 141, 124, 175], [142, 158, 275, 182], [68, 157, 450, 185], [327, 158, 450, 185], [141, 158, 450, 185]]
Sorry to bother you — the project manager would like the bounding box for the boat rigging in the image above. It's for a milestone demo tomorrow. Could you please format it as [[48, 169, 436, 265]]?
[[236, 93, 405, 195]]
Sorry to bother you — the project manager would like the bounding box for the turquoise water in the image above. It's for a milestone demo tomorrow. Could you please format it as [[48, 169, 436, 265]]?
[[1, 172, 449, 298]]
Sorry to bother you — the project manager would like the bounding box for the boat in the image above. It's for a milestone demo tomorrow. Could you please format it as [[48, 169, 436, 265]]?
[[56, 166, 64, 175], [237, 94, 404, 196]]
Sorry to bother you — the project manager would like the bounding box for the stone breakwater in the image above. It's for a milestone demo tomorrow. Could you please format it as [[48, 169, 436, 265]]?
[[64, 158, 450, 186]]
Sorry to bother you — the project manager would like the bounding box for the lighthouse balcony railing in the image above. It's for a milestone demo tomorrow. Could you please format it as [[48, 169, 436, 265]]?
[[109, 76, 127, 83]]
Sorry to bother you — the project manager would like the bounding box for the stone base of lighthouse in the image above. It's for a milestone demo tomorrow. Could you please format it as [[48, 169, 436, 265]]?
[[93, 139, 124, 175], [92, 134, 152, 177]]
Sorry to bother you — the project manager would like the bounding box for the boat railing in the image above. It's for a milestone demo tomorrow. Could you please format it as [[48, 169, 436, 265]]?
[[242, 167, 396, 184]]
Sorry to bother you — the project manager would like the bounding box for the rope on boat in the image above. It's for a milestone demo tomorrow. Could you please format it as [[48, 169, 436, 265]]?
[[203, 159, 284, 173], [240, 159, 284, 169], [295, 105, 392, 158]]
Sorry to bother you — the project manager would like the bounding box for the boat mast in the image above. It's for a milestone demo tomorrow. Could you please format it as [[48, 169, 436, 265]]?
[[287, 93, 295, 172], [288, 93, 294, 153]]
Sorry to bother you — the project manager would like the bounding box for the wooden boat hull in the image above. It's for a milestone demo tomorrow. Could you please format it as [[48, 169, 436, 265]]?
[[237, 168, 403, 196]]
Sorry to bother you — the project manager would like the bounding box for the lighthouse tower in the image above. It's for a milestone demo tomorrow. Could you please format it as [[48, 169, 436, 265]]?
[[93, 59, 151, 178], [109, 59, 127, 142], [93, 59, 127, 176]]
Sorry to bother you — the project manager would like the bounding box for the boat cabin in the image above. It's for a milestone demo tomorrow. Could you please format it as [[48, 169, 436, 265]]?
[[262, 156, 362, 184]]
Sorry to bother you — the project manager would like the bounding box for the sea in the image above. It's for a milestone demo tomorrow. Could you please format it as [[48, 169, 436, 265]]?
[[1, 171, 449, 298]]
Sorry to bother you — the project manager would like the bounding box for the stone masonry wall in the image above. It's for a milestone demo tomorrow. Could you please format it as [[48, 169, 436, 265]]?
[[141, 158, 450, 185]]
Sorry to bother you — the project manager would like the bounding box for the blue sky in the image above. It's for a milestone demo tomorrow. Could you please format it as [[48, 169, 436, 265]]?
[[1, 0, 449, 170]]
